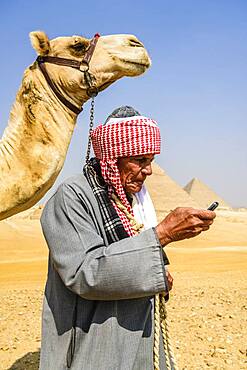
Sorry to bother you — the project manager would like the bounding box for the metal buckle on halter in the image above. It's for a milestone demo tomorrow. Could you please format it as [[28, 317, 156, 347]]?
[[36, 33, 100, 113], [87, 86, 98, 98], [79, 63, 89, 72], [36, 55, 45, 64]]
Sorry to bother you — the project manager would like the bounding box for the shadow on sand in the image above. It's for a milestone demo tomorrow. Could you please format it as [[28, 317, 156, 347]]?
[[7, 351, 40, 370]]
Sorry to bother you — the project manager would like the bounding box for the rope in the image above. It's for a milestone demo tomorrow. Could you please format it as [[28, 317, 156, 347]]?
[[111, 193, 144, 234], [153, 294, 161, 370], [112, 194, 179, 370], [159, 295, 171, 370], [160, 294, 178, 369]]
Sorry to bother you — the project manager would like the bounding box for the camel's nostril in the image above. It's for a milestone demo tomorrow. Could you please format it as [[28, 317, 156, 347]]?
[[129, 38, 143, 48]]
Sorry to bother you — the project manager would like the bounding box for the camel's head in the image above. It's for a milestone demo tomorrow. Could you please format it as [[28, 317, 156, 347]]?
[[29, 31, 151, 107]]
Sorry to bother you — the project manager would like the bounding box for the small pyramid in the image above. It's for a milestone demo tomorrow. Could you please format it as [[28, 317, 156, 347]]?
[[145, 163, 200, 214], [184, 177, 231, 209], [30, 205, 44, 220], [7, 204, 44, 220]]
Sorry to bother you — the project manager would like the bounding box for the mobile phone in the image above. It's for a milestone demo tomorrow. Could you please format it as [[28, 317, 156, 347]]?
[[207, 201, 219, 211]]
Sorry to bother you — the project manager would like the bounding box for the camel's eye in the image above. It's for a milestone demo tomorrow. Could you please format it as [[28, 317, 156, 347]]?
[[71, 37, 89, 53], [73, 42, 86, 51]]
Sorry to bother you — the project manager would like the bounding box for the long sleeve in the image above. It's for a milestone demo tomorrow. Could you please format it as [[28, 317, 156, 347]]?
[[41, 177, 167, 300]]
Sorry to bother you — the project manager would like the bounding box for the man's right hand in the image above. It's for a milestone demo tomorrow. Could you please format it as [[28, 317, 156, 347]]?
[[155, 207, 216, 246]]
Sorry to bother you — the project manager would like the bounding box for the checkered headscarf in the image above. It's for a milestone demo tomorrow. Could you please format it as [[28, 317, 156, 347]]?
[[91, 115, 161, 236]]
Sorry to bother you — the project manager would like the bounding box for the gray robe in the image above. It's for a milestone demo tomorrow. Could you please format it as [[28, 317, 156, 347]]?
[[39, 174, 169, 370]]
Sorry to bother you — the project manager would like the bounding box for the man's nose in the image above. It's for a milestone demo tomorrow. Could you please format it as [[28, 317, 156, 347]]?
[[141, 163, 152, 176]]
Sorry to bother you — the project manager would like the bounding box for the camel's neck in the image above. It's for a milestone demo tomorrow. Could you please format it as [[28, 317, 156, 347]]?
[[1, 64, 87, 169], [0, 64, 88, 219]]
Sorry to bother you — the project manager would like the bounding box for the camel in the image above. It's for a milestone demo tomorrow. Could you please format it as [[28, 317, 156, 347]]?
[[0, 31, 151, 221]]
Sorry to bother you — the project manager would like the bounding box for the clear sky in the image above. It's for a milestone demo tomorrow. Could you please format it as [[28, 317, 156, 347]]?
[[0, 0, 246, 207]]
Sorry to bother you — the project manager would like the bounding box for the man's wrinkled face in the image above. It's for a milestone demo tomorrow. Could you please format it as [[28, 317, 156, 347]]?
[[117, 154, 155, 194]]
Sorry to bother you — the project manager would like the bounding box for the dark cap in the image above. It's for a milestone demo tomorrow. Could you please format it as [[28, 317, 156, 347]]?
[[104, 105, 141, 124]]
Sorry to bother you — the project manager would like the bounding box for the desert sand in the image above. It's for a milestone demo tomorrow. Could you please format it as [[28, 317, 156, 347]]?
[[0, 205, 247, 369]]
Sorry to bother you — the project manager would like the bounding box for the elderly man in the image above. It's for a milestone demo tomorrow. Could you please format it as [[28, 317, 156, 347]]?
[[39, 106, 215, 370]]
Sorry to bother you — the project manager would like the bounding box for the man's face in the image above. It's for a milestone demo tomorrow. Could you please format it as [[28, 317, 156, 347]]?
[[117, 154, 155, 194]]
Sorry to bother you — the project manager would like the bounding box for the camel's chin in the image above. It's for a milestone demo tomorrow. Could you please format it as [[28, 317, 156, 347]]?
[[98, 66, 148, 92], [119, 59, 151, 76], [97, 61, 150, 92], [127, 62, 150, 76]]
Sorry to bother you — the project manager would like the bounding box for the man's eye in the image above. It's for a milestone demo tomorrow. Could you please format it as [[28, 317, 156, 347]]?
[[131, 156, 154, 165], [138, 158, 148, 165]]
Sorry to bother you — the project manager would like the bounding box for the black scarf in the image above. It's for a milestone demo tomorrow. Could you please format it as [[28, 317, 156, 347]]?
[[83, 158, 129, 244]]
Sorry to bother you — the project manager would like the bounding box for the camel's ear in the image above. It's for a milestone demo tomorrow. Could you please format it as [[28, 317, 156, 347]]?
[[29, 31, 51, 55]]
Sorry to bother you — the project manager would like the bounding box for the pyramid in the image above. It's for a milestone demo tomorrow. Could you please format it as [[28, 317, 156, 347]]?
[[29, 205, 44, 220], [7, 204, 44, 220], [184, 177, 231, 209], [145, 163, 200, 218]]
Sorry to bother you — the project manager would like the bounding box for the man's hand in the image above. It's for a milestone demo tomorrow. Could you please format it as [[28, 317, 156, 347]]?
[[156, 207, 216, 246]]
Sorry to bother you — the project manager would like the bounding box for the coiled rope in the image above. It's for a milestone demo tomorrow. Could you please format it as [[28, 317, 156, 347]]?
[[112, 194, 178, 370]]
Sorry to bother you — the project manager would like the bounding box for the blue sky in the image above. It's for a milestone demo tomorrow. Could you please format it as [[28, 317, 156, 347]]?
[[0, 0, 246, 207]]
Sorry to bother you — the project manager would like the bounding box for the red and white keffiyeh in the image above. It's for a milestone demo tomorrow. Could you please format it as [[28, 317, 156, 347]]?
[[91, 116, 161, 236]]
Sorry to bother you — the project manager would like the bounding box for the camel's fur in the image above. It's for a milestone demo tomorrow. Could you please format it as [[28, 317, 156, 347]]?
[[0, 31, 151, 220]]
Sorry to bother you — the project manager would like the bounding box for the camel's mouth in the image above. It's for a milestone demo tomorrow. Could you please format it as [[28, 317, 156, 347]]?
[[122, 59, 151, 70], [128, 60, 151, 67]]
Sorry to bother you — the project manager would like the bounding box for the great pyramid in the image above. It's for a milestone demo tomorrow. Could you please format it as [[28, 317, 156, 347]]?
[[184, 177, 231, 209], [145, 163, 200, 219]]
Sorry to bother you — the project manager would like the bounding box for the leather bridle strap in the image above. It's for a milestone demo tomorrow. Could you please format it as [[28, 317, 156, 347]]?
[[82, 33, 100, 65], [36, 33, 100, 115], [37, 60, 82, 114]]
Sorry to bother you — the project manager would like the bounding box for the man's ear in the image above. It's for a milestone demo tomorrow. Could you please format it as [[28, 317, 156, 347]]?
[[29, 31, 50, 55]]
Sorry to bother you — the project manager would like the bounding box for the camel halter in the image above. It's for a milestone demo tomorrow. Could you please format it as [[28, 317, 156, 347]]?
[[36, 33, 100, 115]]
